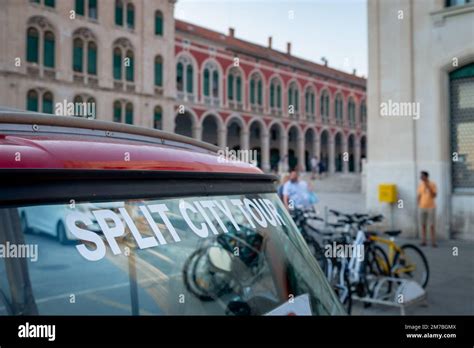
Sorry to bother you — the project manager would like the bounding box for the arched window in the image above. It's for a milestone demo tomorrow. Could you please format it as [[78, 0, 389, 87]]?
[[72, 28, 98, 76], [249, 72, 263, 109], [73, 38, 83, 72], [320, 90, 330, 123], [43, 31, 55, 68], [112, 38, 134, 83], [26, 89, 54, 113], [115, 0, 134, 29], [360, 101, 367, 130], [305, 87, 316, 119], [125, 50, 134, 81], [154, 106, 162, 130], [203, 61, 220, 103], [26, 17, 56, 70], [73, 94, 96, 117], [26, 28, 39, 63], [125, 102, 133, 124], [113, 100, 133, 124], [335, 93, 343, 125], [87, 41, 97, 75], [155, 10, 163, 36], [348, 97, 356, 128], [269, 77, 282, 114], [26, 90, 39, 112], [176, 55, 194, 97], [115, 0, 124, 26], [287, 81, 299, 116], [227, 67, 243, 107], [75, 0, 98, 19], [154, 55, 163, 87], [42, 91, 53, 114]]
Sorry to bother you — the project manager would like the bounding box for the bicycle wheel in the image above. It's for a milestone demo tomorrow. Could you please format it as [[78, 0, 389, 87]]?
[[393, 244, 429, 288], [366, 245, 390, 276]]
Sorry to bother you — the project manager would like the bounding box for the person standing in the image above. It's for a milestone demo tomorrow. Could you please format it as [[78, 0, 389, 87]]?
[[283, 170, 312, 209], [310, 156, 319, 179], [417, 171, 437, 247]]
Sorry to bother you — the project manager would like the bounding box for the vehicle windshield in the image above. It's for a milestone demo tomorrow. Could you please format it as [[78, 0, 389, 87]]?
[[0, 192, 344, 315]]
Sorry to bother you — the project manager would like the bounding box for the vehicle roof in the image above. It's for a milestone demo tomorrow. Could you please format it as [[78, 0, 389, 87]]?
[[0, 111, 263, 175]]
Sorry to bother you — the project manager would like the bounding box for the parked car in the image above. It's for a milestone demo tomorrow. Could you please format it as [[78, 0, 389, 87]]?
[[0, 110, 345, 316]]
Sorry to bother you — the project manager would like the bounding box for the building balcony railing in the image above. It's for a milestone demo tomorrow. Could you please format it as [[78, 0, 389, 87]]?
[[73, 73, 98, 87], [270, 108, 283, 117], [228, 100, 244, 111], [204, 96, 220, 107], [250, 104, 264, 114]]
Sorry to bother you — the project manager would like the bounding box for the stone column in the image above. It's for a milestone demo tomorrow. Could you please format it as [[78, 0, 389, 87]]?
[[343, 136, 349, 173], [297, 135, 305, 172], [218, 127, 226, 149], [281, 134, 288, 173], [193, 125, 202, 141], [355, 138, 361, 173], [241, 129, 249, 151], [329, 136, 335, 174], [261, 130, 270, 172]]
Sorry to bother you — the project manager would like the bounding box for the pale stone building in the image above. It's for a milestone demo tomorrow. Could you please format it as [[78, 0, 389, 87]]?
[[367, 0, 474, 239]]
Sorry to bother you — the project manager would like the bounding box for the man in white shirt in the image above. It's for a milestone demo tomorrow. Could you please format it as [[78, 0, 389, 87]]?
[[283, 170, 311, 209]]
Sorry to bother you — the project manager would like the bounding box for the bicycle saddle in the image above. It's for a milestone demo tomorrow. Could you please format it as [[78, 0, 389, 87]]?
[[384, 230, 402, 237], [327, 222, 344, 228]]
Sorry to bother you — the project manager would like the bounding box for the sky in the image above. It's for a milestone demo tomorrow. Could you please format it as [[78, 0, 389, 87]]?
[[175, 0, 368, 77]]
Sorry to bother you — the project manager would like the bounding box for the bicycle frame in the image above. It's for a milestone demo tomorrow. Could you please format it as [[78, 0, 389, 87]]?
[[368, 235, 416, 275]]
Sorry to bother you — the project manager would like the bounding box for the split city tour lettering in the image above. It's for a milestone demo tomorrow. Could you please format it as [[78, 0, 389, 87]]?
[[66, 198, 286, 261]]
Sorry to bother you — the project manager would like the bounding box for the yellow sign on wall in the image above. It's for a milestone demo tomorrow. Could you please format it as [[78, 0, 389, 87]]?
[[378, 184, 397, 203]]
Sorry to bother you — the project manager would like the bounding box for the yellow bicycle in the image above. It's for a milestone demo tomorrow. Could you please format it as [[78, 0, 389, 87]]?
[[368, 230, 429, 288]]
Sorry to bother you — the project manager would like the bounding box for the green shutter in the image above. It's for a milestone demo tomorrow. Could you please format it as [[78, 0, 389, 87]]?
[[43, 95, 53, 114], [227, 74, 234, 100], [311, 94, 315, 114], [87, 43, 97, 75], [113, 51, 121, 80], [44, 0, 55, 7], [155, 60, 162, 86], [113, 103, 121, 122], [288, 88, 292, 108], [44, 34, 55, 68], [186, 65, 193, 93], [127, 5, 134, 29], [212, 70, 219, 97], [26, 92, 38, 112], [115, 2, 123, 25], [73, 42, 83, 72], [125, 106, 133, 124], [257, 80, 262, 105], [277, 86, 281, 108], [155, 13, 163, 35], [236, 76, 242, 102], [203, 69, 210, 96], [126, 56, 134, 81], [76, 0, 85, 16], [295, 90, 299, 111], [26, 30, 39, 63], [89, 0, 98, 19], [270, 84, 274, 107], [176, 63, 183, 91], [250, 80, 255, 104], [154, 109, 162, 129]]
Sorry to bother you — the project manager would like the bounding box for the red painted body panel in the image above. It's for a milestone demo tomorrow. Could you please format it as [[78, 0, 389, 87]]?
[[0, 134, 263, 174]]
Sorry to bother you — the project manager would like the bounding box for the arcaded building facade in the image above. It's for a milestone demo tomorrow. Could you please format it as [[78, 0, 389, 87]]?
[[0, 0, 367, 173]]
